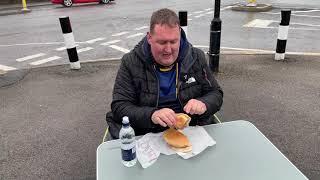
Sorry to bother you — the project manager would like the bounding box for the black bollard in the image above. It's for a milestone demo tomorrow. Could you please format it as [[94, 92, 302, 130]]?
[[179, 11, 188, 37], [275, 10, 291, 60], [208, 0, 222, 73], [59, 16, 81, 69]]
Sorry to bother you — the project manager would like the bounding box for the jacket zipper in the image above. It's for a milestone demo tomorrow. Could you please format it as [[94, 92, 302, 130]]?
[[152, 65, 160, 107]]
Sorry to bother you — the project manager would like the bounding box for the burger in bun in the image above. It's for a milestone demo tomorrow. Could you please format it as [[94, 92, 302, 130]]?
[[174, 113, 191, 129], [163, 128, 192, 153]]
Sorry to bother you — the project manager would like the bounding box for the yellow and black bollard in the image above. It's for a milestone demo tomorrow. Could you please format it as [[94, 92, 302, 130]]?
[[247, 0, 257, 7], [21, 0, 31, 12]]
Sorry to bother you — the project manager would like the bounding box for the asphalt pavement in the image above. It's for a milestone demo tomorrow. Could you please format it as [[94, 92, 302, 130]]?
[[1, 54, 319, 180]]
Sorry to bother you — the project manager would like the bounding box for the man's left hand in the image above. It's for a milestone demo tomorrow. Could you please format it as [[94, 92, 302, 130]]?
[[183, 99, 207, 115]]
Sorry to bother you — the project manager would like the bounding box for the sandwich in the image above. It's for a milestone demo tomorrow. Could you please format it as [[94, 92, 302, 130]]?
[[163, 128, 192, 153], [174, 113, 191, 129]]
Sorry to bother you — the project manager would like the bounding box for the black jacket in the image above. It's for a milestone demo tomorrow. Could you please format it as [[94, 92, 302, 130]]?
[[107, 31, 223, 138]]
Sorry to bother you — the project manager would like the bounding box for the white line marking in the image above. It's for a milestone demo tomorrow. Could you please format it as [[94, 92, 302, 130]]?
[[0, 64, 17, 71], [30, 56, 61, 66], [193, 11, 204, 14], [134, 26, 148, 30], [56, 47, 67, 51], [194, 45, 320, 56], [205, 8, 213, 11], [221, 6, 234, 11], [100, 40, 121, 46], [293, 9, 320, 13], [86, 38, 105, 44], [77, 47, 93, 53], [111, 31, 129, 36], [247, 26, 320, 31], [188, 18, 193, 21], [109, 45, 130, 53], [188, 13, 193, 16], [206, 11, 213, 15], [290, 22, 320, 27], [291, 14, 320, 18], [262, 12, 320, 18], [0, 42, 64, 47], [195, 14, 206, 18], [56, 44, 79, 51], [16, 53, 46, 62], [243, 19, 274, 28], [126, 33, 144, 39]]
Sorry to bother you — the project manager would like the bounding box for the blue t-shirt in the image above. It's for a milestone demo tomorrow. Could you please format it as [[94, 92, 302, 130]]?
[[155, 65, 182, 113]]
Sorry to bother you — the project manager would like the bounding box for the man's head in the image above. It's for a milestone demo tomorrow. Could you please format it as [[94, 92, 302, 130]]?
[[147, 8, 181, 67]]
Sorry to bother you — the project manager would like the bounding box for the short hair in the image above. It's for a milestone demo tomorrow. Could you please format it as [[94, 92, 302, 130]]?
[[150, 8, 180, 34]]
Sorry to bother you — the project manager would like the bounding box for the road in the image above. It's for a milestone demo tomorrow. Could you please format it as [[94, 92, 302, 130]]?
[[0, 0, 319, 71]]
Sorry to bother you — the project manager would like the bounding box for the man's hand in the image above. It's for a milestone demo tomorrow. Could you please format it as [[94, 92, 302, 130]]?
[[183, 99, 207, 115], [151, 108, 176, 127]]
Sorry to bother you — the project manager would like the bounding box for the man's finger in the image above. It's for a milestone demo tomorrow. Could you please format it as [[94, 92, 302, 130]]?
[[158, 118, 167, 127], [161, 115, 173, 126], [183, 103, 191, 113]]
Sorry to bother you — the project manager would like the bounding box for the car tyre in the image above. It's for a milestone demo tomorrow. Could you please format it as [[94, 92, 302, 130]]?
[[100, 0, 110, 4], [63, 0, 73, 7]]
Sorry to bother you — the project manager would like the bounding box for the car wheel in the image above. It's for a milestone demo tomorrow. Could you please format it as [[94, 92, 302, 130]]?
[[63, 0, 73, 7], [100, 0, 110, 4]]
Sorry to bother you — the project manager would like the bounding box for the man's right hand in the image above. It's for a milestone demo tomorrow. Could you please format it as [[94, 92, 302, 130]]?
[[151, 108, 176, 127]]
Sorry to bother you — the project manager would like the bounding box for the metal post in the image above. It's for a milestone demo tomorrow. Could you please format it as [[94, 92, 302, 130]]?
[[59, 16, 81, 69], [275, 10, 291, 61], [179, 11, 188, 37], [208, 0, 221, 72]]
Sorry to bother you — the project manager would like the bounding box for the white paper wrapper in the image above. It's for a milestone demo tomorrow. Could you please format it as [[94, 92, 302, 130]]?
[[136, 126, 216, 168]]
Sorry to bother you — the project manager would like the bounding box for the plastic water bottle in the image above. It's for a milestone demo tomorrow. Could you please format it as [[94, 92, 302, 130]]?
[[119, 116, 137, 167]]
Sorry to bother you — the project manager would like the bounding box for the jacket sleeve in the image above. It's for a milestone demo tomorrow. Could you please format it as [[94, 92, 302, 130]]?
[[194, 49, 223, 118], [111, 54, 157, 129]]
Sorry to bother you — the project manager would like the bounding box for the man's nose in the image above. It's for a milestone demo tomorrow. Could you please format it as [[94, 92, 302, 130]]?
[[164, 43, 172, 53]]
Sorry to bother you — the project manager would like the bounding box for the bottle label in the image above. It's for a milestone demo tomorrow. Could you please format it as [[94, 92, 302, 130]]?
[[121, 146, 136, 161]]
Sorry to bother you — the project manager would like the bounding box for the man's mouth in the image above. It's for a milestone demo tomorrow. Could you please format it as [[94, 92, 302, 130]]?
[[162, 54, 172, 58]]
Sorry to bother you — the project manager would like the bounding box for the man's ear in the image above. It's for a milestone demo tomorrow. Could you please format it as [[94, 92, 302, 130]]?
[[147, 32, 151, 44]]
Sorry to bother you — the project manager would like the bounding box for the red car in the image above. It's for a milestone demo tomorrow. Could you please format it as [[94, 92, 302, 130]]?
[[51, 0, 114, 7]]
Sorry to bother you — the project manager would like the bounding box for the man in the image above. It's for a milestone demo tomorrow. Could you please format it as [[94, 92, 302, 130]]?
[[106, 8, 223, 139]]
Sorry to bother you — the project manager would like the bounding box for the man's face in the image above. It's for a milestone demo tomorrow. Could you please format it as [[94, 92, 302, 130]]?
[[147, 24, 181, 67]]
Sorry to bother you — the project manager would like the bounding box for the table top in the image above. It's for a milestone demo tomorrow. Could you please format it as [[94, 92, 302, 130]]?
[[96, 120, 308, 180]]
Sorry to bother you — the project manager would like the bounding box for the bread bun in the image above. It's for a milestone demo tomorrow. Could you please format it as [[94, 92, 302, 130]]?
[[174, 113, 191, 129], [163, 128, 192, 152]]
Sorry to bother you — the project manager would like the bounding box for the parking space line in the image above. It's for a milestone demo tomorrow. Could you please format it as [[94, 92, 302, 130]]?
[[56, 44, 79, 51], [195, 14, 206, 18], [109, 45, 130, 53], [192, 11, 204, 14], [134, 26, 148, 30], [243, 19, 274, 28], [100, 40, 121, 46], [205, 11, 213, 15], [86, 38, 106, 44], [77, 47, 94, 53], [30, 56, 61, 66], [262, 12, 320, 18], [126, 33, 144, 39], [16, 53, 46, 62], [205, 8, 213, 11], [112, 32, 129, 37], [0, 64, 17, 71]]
